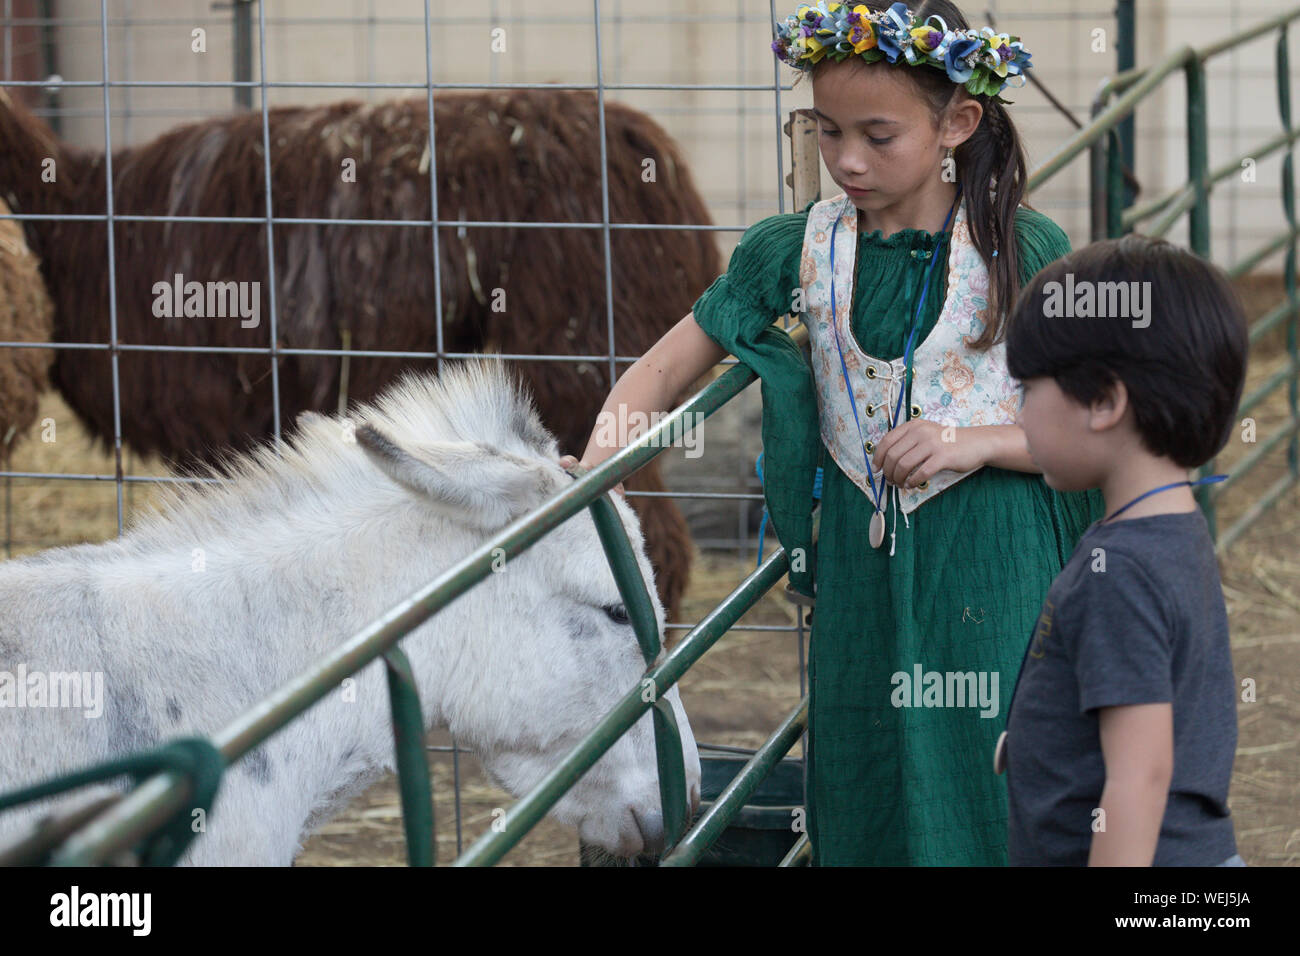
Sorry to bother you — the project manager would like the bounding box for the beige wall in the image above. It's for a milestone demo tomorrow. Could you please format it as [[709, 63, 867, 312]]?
[[19, 0, 1300, 271]]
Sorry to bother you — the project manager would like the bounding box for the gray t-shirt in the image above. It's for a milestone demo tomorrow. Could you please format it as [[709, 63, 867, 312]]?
[[1004, 509, 1238, 866]]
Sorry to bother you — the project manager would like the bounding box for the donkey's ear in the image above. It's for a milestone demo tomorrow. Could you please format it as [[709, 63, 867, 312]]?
[[355, 423, 548, 527]]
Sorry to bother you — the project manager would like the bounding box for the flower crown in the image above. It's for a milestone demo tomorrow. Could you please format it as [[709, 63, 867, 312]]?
[[772, 2, 1032, 103]]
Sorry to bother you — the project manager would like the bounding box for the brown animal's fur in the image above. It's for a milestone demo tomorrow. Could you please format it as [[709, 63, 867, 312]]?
[[0, 87, 721, 624], [0, 194, 54, 454]]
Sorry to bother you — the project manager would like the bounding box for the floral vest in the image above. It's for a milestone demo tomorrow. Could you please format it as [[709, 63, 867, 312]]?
[[799, 193, 1022, 514]]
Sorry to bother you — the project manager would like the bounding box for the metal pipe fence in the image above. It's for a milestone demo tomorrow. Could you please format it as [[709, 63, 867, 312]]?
[[1074, 8, 1300, 550], [0, 0, 833, 862], [26, 2, 1296, 869]]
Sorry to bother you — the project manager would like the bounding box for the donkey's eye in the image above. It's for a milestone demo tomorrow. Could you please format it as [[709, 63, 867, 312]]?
[[604, 603, 630, 625]]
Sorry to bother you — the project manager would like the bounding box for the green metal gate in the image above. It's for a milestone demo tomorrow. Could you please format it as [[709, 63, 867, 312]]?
[[3, 7, 1298, 868]]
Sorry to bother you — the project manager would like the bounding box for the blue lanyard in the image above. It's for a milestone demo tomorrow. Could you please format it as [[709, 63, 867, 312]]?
[[828, 189, 960, 514], [1003, 473, 1229, 723], [1102, 475, 1227, 523]]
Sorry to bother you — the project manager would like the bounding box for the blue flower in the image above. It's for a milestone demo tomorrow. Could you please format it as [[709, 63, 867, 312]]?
[[943, 35, 981, 83], [876, 2, 914, 63], [1005, 41, 1032, 78]]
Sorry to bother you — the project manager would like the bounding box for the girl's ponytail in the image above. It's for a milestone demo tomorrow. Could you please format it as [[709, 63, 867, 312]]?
[[955, 94, 1028, 351]]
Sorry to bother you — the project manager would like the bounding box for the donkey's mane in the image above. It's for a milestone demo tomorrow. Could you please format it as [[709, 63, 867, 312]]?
[[125, 356, 558, 551]]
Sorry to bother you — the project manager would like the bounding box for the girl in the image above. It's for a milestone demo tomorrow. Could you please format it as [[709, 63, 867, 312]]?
[[568, 0, 1104, 865]]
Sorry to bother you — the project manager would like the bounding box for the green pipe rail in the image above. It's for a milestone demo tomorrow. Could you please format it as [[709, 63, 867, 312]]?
[[4, 9, 1299, 865], [0, 325, 815, 867], [1040, 8, 1300, 550]]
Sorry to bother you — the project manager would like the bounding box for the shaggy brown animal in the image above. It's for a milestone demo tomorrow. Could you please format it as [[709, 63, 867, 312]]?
[[0, 86, 721, 623], [0, 194, 54, 455]]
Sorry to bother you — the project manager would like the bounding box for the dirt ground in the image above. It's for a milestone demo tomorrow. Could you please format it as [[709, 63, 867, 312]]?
[[2, 276, 1297, 866]]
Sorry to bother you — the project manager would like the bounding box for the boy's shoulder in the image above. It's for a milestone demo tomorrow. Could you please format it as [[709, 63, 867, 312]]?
[[1054, 511, 1219, 632]]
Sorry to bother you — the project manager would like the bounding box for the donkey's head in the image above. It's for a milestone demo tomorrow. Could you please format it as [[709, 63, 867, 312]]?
[[350, 359, 701, 858]]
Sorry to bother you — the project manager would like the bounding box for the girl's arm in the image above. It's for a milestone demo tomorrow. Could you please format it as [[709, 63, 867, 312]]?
[[570, 312, 729, 493], [970, 424, 1040, 473], [873, 421, 1043, 487], [1088, 702, 1174, 866]]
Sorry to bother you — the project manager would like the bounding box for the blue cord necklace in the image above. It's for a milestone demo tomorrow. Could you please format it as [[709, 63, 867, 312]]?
[[1101, 473, 1228, 523], [829, 187, 960, 549]]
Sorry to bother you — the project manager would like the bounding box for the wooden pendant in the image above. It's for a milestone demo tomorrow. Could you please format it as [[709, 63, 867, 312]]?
[[869, 510, 885, 549]]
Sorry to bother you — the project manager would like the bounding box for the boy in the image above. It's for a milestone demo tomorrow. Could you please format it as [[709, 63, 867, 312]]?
[[1001, 233, 1249, 866]]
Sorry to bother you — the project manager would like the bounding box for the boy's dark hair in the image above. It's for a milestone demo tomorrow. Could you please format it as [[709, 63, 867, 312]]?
[[802, 0, 1029, 353], [1005, 234, 1249, 469]]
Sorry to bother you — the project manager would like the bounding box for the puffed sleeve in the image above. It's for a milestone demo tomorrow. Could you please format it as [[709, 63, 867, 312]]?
[[1013, 205, 1072, 288], [690, 203, 821, 598], [692, 207, 808, 339]]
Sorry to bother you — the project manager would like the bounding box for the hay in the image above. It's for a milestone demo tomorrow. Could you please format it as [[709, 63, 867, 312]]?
[[0, 194, 54, 455]]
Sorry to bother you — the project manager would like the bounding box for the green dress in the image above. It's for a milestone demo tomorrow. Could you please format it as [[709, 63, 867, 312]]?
[[692, 199, 1105, 866]]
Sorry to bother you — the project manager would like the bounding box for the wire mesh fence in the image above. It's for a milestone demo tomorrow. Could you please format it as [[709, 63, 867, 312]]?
[[30, 0, 1299, 865]]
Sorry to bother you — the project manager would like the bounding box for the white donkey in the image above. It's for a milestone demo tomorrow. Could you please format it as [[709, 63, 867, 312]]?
[[0, 357, 700, 865]]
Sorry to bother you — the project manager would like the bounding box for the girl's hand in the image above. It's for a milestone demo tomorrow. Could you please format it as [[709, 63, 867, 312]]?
[[558, 454, 626, 498], [871, 420, 991, 489]]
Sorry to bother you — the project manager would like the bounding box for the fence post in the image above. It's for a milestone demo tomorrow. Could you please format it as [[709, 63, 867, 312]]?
[[588, 493, 689, 848], [1116, 0, 1137, 208], [1107, 128, 1126, 238], [1278, 24, 1300, 481], [1184, 56, 1218, 535], [384, 647, 435, 866]]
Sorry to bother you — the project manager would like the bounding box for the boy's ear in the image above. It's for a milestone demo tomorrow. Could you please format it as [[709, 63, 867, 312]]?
[[355, 422, 552, 527], [1089, 378, 1130, 433]]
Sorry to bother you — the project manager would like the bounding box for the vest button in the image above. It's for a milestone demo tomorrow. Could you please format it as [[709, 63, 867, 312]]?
[[910, 403, 921, 419], [865, 365, 877, 379], [917, 479, 930, 490], [864, 440, 875, 455], [865, 403, 876, 416]]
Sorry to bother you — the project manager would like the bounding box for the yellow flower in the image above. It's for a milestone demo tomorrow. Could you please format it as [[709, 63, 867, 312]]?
[[798, 35, 829, 62], [988, 35, 1011, 77], [910, 25, 942, 54], [851, 6, 877, 53]]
